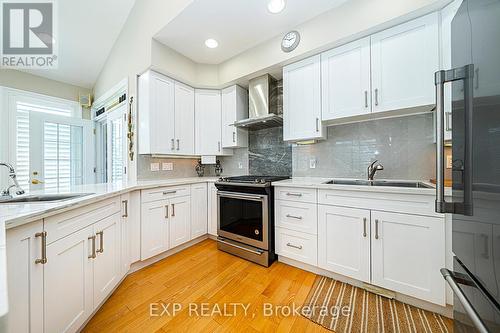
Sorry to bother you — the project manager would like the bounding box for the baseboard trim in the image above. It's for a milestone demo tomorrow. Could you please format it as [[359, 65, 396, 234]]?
[[278, 256, 453, 318]]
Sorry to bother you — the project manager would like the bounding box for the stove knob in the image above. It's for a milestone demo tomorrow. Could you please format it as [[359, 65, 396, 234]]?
[[260, 179, 266, 184], [254, 179, 259, 184], [218, 177, 224, 182]]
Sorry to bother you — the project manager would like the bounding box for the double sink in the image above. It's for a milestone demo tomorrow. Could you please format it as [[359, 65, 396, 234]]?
[[323, 179, 433, 188]]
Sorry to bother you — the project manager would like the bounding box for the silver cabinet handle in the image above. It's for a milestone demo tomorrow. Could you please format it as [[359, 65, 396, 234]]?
[[481, 234, 489, 259], [445, 112, 452, 131], [441, 269, 488, 333], [35, 231, 47, 264], [165, 205, 169, 219], [122, 200, 128, 218], [316, 118, 319, 132], [374, 89, 379, 106], [96, 231, 104, 254], [163, 190, 177, 195], [172, 203, 175, 217], [475, 67, 479, 90], [88, 235, 96, 259], [364, 91, 368, 108], [286, 243, 303, 250], [233, 132, 236, 143], [375, 219, 379, 239], [286, 214, 302, 220], [435, 64, 474, 215], [363, 218, 367, 238], [176, 139, 180, 151], [286, 192, 302, 197], [218, 141, 221, 152], [171, 139, 175, 150], [217, 237, 264, 255]]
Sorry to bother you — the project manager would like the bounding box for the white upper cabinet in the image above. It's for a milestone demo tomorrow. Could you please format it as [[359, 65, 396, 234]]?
[[221, 85, 248, 148], [138, 70, 195, 156], [283, 55, 325, 142], [371, 13, 439, 113], [195, 89, 232, 156], [321, 37, 372, 121], [174, 82, 195, 155], [138, 71, 175, 155]]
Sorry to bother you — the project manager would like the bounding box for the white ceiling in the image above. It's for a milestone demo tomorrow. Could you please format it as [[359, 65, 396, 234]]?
[[154, 0, 348, 65], [24, 0, 135, 89]]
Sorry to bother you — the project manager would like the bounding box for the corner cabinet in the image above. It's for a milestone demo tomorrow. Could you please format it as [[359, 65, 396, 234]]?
[[283, 55, 325, 142], [195, 89, 232, 156], [138, 70, 195, 155], [221, 85, 248, 148], [371, 13, 439, 113]]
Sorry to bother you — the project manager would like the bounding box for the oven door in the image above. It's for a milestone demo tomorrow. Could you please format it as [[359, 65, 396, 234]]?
[[217, 191, 269, 250]]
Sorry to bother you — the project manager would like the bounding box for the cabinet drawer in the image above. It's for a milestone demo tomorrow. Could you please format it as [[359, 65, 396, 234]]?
[[141, 185, 190, 203], [44, 196, 121, 244], [275, 200, 317, 234], [275, 187, 317, 203], [276, 227, 317, 266]]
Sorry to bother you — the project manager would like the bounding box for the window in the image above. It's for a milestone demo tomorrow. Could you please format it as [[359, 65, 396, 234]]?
[[5, 88, 94, 192]]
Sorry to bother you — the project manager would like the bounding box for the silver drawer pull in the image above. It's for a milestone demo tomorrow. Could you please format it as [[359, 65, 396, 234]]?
[[88, 235, 96, 259], [35, 231, 47, 264], [286, 192, 302, 197], [122, 200, 128, 218], [286, 214, 303, 220], [96, 231, 104, 254], [163, 190, 177, 195], [363, 217, 367, 237], [286, 243, 303, 250], [375, 219, 379, 239]]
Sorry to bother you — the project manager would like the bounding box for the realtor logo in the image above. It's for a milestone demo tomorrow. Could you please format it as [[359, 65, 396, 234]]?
[[1, 0, 57, 68]]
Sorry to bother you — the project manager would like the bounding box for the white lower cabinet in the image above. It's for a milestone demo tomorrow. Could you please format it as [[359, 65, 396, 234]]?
[[169, 196, 191, 248], [370, 211, 446, 305], [208, 183, 218, 237], [191, 183, 208, 239], [141, 199, 170, 260], [44, 225, 94, 333], [120, 193, 131, 277], [318, 205, 371, 283], [275, 227, 317, 266]]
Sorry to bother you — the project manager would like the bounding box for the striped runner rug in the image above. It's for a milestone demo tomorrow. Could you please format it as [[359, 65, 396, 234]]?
[[302, 276, 453, 333]]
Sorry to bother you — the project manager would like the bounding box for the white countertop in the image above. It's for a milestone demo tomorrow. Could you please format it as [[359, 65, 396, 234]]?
[[272, 177, 443, 196]]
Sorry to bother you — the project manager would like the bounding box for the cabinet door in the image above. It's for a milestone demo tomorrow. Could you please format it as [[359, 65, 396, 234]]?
[[191, 183, 208, 239], [371, 13, 439, 113], [141, 199, 169, 260], [318, 205, 370, 282], [283, 55, 324, 141], [371, 211, 445, 305], [195, 90, 223, 155], [5, 221, 44, 333], [120, 193, 130, 277], [207, 183, 218, 236], [44, 225, 93, 333], [169, 196, 191, 248], [221, 86, 248, 148], [93, 212, 121, 308], [174, 82, 195, 155], [321, 37, 371, 121]]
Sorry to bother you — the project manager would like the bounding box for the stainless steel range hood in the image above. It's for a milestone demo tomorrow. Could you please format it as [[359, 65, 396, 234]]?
[[234, 74, 282, 130]]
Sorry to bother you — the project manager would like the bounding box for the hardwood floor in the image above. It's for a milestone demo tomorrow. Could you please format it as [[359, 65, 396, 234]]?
[[83, 239, 330, 332]]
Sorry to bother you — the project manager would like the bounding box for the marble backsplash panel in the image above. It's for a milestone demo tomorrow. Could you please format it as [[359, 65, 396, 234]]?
[[248, 127, 292, 176], [292, 113, 436, 180]]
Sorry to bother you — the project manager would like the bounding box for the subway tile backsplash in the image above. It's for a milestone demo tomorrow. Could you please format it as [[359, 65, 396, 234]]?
[[292, 113, 436, 180]]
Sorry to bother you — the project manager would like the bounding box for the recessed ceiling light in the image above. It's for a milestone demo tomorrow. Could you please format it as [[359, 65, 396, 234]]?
[[267, 0, 286, 14], [205, 38, 218, 48]]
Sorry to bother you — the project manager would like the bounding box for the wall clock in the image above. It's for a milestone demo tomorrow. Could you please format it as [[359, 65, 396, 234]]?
[[281, 30, 300, 52]]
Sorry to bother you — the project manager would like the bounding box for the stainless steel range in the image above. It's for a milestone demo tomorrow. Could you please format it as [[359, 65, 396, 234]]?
[[215, 175, 289, 267]]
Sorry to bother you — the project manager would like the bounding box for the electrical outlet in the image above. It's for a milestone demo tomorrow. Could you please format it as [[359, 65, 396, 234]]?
[[162, 162, 173, 171], [150, 162, 160, 172], [446, 155, 452, 169], [238, 162, 243, 169], [309, 158, 317, 169]]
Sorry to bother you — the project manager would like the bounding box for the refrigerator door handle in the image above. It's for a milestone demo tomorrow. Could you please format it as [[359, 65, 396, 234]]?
[[440, 268, 488, 333], [434, 64, 474, 215]]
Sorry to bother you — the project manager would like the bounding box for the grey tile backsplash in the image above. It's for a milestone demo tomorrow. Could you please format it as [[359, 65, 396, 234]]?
[[292, 113, 436, 180]]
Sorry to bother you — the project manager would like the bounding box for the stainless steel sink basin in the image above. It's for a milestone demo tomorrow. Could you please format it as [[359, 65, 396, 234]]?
[[323, 179, 433, 188], [0, 193, 93, 204]]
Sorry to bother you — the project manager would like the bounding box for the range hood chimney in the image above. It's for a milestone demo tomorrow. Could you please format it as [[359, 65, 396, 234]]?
[[234, 74, 282, 130]]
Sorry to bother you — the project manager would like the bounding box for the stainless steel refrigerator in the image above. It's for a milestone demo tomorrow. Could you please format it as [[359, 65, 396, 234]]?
[[435, 0, 500, 332]]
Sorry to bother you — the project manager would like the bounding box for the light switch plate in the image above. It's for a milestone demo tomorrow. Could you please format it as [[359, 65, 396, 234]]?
[[162, 162, 173, 171], [150, 162, 160, 172], [309, 158, 317, 169], [238, 162, 243, 169]]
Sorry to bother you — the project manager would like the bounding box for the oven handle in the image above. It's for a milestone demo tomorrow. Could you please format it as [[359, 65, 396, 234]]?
[[440, 268, 489, 333], [217, 191, 267, 202], [217, 238, 264, 255]]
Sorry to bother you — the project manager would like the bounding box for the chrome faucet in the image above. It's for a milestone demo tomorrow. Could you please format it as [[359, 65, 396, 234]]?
[[367, 160, 384, 181], [0, 162, 25, 198]]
